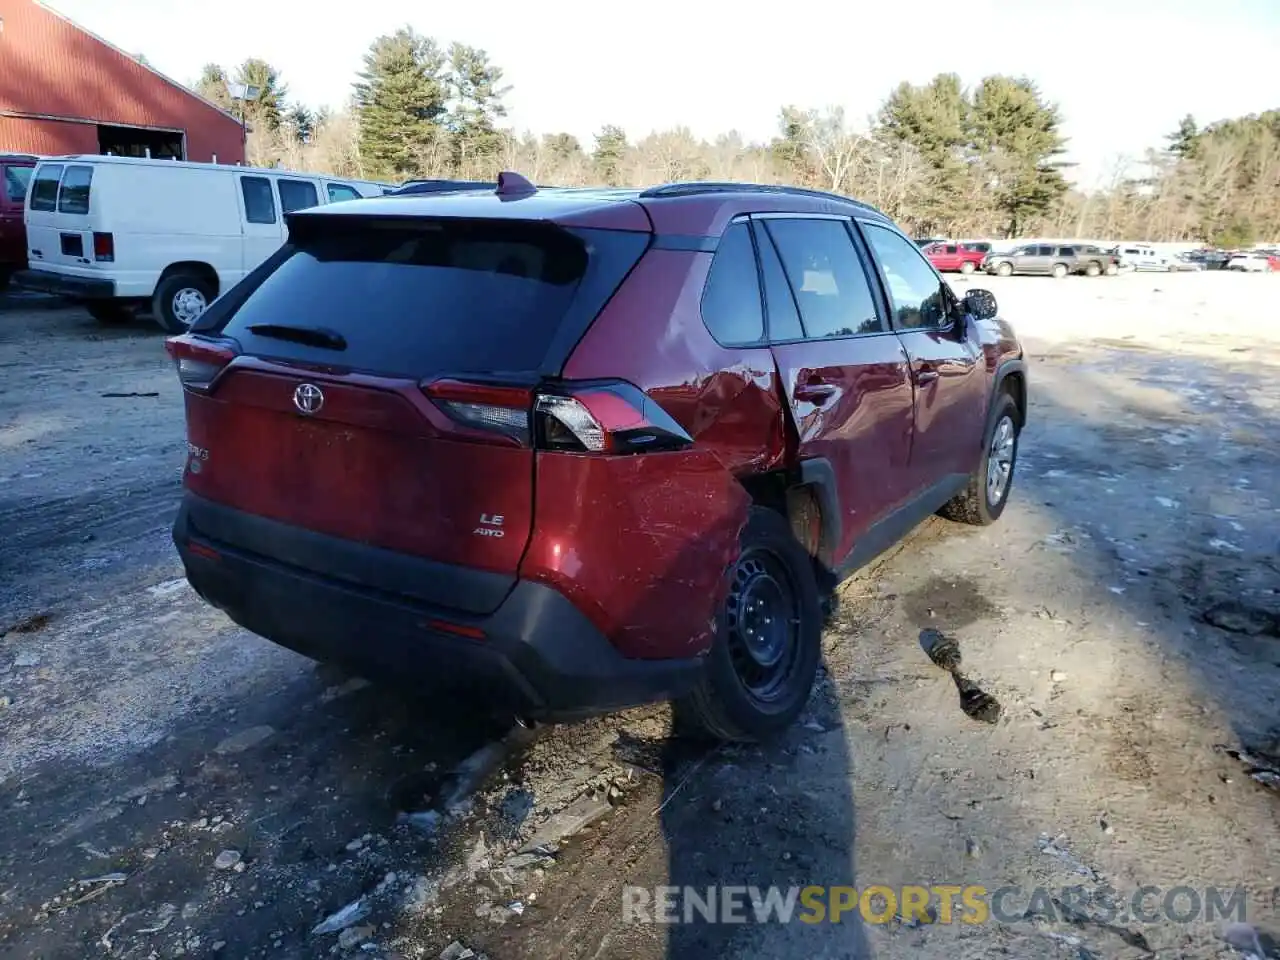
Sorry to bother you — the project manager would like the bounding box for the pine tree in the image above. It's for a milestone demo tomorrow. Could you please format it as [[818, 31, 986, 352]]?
[[235, 59, 287, 132], [353, 27, 449, 179], [593, 126, 628, 186], [969, 76, 1069, 236], [195, 63, 231, 111], [445, 43, 510, 173]]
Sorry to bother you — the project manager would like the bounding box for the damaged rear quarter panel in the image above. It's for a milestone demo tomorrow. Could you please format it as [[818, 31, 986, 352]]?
[[521, 451, 750, 659]]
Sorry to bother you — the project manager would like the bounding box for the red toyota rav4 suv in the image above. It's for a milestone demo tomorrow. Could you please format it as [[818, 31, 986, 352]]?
[[168, 174, 1025, 741]]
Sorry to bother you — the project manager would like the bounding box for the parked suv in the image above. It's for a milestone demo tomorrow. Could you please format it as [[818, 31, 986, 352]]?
[[0, 153, 37, 291], [985, 244, 1116, 278], [168, 174, 1026, 741]]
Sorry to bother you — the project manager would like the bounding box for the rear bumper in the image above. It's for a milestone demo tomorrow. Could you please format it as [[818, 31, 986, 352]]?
[[173, 494, 702, 719], [13, 268, 115, 299]]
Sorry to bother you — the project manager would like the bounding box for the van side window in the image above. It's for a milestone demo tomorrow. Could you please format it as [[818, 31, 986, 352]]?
[[241, 177, 276, 224], [29, 164, 63, 212], [58, 165, 93, 214], [278, 179, 319, 214], [326, 183, 361, 202]]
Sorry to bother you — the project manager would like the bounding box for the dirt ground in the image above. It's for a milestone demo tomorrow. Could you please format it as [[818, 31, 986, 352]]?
[[1, 272, 1277, 960]]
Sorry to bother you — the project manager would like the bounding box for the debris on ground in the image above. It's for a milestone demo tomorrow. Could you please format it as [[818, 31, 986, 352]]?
[[920, 628, 1002, 723], [311, 897, 371, 936]]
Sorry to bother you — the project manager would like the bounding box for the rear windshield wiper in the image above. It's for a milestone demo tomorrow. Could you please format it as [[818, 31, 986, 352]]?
[[245, 323, 348, 351]]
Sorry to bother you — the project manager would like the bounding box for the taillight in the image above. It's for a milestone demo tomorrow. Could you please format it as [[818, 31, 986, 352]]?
[[164, 334, 237, 392], [421, 378, 692, 454], [422, 379, 533, 445], [92, 232, 114, 262]]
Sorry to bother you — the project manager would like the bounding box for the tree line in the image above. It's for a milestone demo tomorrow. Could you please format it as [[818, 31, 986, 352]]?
[[191, 32, 1279, 244]]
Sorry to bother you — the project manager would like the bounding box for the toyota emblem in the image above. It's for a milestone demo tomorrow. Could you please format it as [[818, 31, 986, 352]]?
[[293, 383, 325, 415]]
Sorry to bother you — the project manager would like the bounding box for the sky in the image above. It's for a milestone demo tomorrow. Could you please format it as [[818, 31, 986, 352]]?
[[46, 0, 1280, 189]]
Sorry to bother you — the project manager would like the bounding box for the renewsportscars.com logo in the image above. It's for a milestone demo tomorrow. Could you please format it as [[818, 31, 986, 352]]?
[[621, 884, 1252, 926]]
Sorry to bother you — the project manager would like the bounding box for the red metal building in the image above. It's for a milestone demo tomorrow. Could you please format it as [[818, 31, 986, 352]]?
[[0, 0, 245, 163]]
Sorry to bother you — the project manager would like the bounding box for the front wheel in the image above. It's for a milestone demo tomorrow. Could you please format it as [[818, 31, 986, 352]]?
[[995, 262, 1013, 277], [152, 273, 214, 334], [676, 507, 822, 742], [938, 393, 1020, 527], [960, 261, 976, 275]]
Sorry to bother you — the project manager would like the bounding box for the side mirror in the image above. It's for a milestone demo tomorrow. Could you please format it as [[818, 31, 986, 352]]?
[[964, 288, 998, 321]]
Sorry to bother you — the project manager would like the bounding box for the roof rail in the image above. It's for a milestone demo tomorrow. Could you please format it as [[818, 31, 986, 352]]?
[[639, 181, 883, 214]]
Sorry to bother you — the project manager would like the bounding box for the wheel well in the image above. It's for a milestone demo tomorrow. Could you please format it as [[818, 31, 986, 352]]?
[[157, 262, 220, 298], [738, 470, 825, 561], [1000, 370, 1026, 426]]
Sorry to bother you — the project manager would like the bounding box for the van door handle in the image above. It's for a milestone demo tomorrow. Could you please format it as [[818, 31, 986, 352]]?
[[794, 382, 836, 405]]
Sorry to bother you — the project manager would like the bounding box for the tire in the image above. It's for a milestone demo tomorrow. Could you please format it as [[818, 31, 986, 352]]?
[[676, 506, 822, 742], [1084, 261, 1101, 278], [938, 393, 1020, 527], [1104, 263, 1119, 276], [995, 261, 1013, 277], [0, 269, 11, 293], [152, 272, 214, 334], [1051, 263, 1068, 279], [960, 261, 976, 275], [86, 301, 135, 324]]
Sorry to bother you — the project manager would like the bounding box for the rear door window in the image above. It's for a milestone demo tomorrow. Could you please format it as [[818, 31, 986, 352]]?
[[57, 165, 93, 214], [756, 224, 805, 342], [29, 164, 63, 212], [762, 218, 882, 338], [4, 165, 32, 203], [700, 221, 764, 345], [277, 178, 319, 214], [211, 218, 648, 377]]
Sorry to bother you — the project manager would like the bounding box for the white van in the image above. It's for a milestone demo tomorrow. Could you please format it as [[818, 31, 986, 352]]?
[[1111, 243, 1171, 272], [17, 156, 385, 332]]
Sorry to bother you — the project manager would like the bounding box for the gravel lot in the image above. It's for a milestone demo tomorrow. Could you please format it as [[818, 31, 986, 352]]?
[[1, 273, 1277, 960]]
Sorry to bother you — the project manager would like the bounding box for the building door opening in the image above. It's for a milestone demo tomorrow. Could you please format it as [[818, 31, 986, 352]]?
[[97, 124, 184, 159]]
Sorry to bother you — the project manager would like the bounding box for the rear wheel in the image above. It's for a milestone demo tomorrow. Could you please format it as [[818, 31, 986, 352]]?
[[676, 506, 821, 742], [959, 261, 976, 275], [152, 272, 214, 334], [1084, 261, 1101, 278], [938, 393, 1020, 527], [86, 301, 135, 324], [996, 261, 1013, 277], [1051, 263, 1068, 279]]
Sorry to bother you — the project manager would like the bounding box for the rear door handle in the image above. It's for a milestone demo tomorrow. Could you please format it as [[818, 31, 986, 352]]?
[[794, 383, 836, 405], [915, 370, 939, 384]]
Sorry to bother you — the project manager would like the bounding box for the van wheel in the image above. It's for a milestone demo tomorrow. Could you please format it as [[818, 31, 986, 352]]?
[[86, 302, 135, 324], [1084, 261, 1101, 277], [153, 273, 213, 333], [676, 507, 822, 742], [1051, 263, 1069, 279], [1105, 263, 1119, 276]]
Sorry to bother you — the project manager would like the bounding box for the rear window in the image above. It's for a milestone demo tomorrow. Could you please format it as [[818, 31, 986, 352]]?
[[211, 218, 649, 376], [29, 164, 63, 212], [4, 165, 33, 203], [58, 165, 93, 214]]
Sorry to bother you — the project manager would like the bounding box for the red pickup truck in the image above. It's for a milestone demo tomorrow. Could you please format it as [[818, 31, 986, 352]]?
[[923, 242, 987, 275], [0, 154, 37, 291]]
